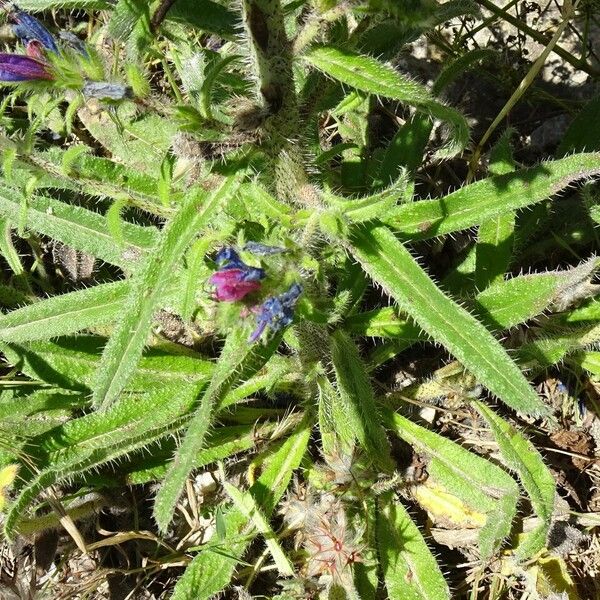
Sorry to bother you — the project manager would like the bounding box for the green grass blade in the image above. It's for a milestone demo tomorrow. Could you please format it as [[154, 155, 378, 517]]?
[[171, 416, 311, 599], [385, 153, 600, 239], [92, 174, 241, 409], [474, 402, 556, 559], [349, 223, 548, 416], [0, 281, 127, 343], [303, 46, 469, 158], [378, 491, 450, 600]]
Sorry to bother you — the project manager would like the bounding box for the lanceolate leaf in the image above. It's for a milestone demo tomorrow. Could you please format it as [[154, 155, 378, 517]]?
[[4, 382, 203, 540], [0, 281, 127, 343], [330, 330, 393, 470], [378, 491, 450, 600], [474, 402, 556, 559], [171, 416, 311, 599], [324, 171, 409, 222], [385, 153, 600, 239], [303, 46, 468, 158], [0, 187, 157, 268], [384, 409, 519, 558], [153, 328, 284, 532], [92, 174, 242, 409], [3, 336, 213, 392], [345, 263, 599, 337], [349, 223, 548, 416]]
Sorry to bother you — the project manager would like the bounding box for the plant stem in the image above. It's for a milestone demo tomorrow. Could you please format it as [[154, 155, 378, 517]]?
[[476, 0, 599, 77], [469, 0, 580, 179]]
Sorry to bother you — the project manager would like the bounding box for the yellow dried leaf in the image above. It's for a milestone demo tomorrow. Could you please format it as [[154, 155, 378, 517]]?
[[0, 464, 19, 512], [413, 481, 487, 528]]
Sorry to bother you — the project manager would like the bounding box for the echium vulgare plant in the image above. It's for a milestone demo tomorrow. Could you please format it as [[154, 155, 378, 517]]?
[[0, 0, 600, 598]]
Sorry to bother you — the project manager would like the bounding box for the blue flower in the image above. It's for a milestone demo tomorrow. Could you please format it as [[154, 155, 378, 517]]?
[[214, 247, 265, 281], [9, 6, 58, 53], [249, 283, 303, 343]]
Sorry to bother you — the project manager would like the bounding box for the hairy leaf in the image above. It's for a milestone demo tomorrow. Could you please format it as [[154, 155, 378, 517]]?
[[349, 224, 547, 416], [304, 46, 468, 158], [92, 175, 241, 409], [378, 492, 450, 600], [385, 153, 600, 239], [474, 402, 556, 559]]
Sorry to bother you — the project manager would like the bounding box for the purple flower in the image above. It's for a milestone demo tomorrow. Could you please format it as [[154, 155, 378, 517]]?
[[249, 283, 303, 343], [0, 52, 52, 81], [9, 7, 58, 53], [209, 247, 265, 302]]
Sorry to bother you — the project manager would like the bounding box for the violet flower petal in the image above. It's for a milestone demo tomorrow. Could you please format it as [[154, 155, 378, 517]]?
[[249, 283, 303, 342], [214, 280, 261, 302], [0, 53, 52, 81], [11, 9, 58, 53]]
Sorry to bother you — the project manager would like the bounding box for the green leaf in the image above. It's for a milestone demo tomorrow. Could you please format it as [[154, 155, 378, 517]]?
[[121, 422, 281, 485], [0, 218, 25, 277], [3, 336, 212, 392], [378, 492, 450, 600], [372, 115, 432, 189], [324, 171, 409, 222], [575, 350, 600, 375], [92, 174, 242, 409], [385, 153, 600, 239], [475, 128, 517, 289], [384, 409, 519, 558], [0, 281, 127, 343], [330, 330, 393, 470], [303, 46, 469, 158], [17, 0, 108, 8], [0, 188, 157, 268], [345, 307, 421, 338], [432, 48, 494, 96], [347, 263, 599, 338], [557, 95, 600, 155], [166, 0, 237, 37], [171, 416, 311, 599], [4, 382, 203, 540], [153, 328, 283, 532], [475, 213, 515, 289], [238, 183, 292, 224], [223, 482, 295, 576], [349, 223, 548, 416], [474, 402, 556, 559]]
